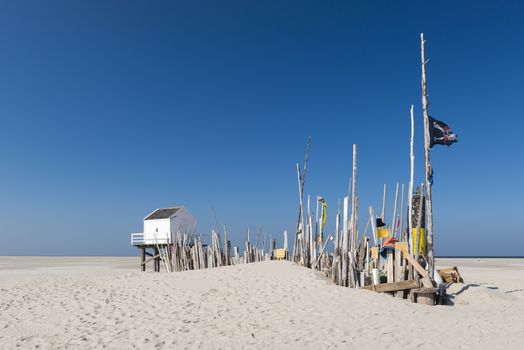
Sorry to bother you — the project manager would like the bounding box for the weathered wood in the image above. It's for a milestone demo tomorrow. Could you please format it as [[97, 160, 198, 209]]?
[[369, 206, 377, 246], [154, 247, 160, 272], [361, 279, 419, 293], [391, 182, 399, 236], [413, 287, 438, 305], [420, 33, 435, 278], [350, 144, 358, 287], [394, 246, 405, 298], [438, 266, 464, 283], [141, 247, 146, 272], [408, 104, 415, 254], [414, 185, 425, 259], [356, 236, 367, 271], [399, 183, 405, 240], [386, 249, 394, 283], [294, 137, 311, 262], [381, 184, 387, 224], [142, 254, 161, 266], [403, 252, 433, 288]]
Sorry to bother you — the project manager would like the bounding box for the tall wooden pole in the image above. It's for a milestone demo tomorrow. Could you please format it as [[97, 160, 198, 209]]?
[[420, 33, 434, 277], [381, 184, 387, 223], [391, 182, 399, 236], [342, 196, 350, 286], [408, 105, 415, 249], [351, 144, 358, 254], [399, 183, 405, 240], [294, 137, 311, 262], [369, 206, 377, 246], [349, 144, 358, 287]]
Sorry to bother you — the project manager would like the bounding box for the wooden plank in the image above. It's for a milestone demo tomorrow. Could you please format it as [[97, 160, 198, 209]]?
[[438, 266, 464, 283], [395, 242, 408, 255], [142, 254, 160, 266], [386, 250, 394, 283], [361, 280, 419, 293], [371, 246, 379, 259], [402, 252, 433, 288], [394, 247, 403, 298]]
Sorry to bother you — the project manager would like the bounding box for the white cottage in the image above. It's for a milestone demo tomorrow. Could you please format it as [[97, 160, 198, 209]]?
[[131, 206, 196, 245]]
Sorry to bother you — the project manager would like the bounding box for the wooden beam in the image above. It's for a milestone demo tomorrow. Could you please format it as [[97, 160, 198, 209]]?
[[361, 279, 419, 293], [142, 254, 160, 266], [403, 252, 433, 288]]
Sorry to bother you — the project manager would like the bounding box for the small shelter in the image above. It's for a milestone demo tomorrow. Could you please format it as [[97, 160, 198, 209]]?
[[131, 206, 196, 246]]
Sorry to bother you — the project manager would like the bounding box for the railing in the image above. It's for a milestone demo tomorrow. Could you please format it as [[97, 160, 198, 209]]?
[[131, 233, 144, 245], [131, 233, 171, 245]]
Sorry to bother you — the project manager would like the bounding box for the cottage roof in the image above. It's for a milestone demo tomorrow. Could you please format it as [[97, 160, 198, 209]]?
[[144, 207, 182, 220]]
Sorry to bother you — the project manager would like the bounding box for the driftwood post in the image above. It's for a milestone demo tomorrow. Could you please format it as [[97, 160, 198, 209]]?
[[223, 225, 229, 265], [408, 104, 415, 255], [420, 33, 435, 277], [381, 184, 387, 224], [341, 196, 350, 286], [399, 183, 405, 240], [315, 197, 320, 258], [414, 184, 425, 260], [349, 144, 358, 287], [332, 200, 341, 283], [392, 182, 399, 236], [294, 137, 311, 262], [369, 206, 377, 247]]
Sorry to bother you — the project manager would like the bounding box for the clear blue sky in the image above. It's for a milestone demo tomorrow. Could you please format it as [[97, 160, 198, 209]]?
[[0, 1, 522, 256]]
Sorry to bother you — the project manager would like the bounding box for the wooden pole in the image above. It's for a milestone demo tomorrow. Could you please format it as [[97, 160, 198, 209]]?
[[223, 224, 229, 265], [408, 104, 415, 255], [399, 183, 405, 240], [307, 194, 313, 267], [294, 163, 304, 262], [315, 196, 320, 249], [351, 144, 358, 251], [294, 137, 311, 262], [342, 196, 350, 286], [254, 224, 263, 250], [381, 184, 387, 223], [141, 247, 146, 272], [369, 206, 377, 246], [392, 182, 399, 237], [350, 144, 358, 287], [420, 33, 435, 277], [415, 184, 425, 260]]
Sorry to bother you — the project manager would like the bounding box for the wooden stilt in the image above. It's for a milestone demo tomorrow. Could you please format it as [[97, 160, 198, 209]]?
[[154, 247, 160, 272], [141, 247, 146, 272]]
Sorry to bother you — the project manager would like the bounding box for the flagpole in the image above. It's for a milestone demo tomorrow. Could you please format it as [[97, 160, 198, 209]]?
[[420, 33, 435, 278]]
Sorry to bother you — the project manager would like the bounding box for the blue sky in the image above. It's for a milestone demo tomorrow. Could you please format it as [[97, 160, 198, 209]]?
[[0, 1, 522, 256]]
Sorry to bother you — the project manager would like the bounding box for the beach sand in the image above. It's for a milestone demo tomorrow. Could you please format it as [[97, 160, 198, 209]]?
[[1, 257, 523, 349]]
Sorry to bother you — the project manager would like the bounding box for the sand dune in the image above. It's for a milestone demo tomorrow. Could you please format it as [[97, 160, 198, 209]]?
[[1, 257, 523, 349]]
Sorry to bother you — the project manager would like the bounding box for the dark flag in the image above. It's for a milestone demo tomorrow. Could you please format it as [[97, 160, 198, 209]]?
[[428, 116, 458, 148]]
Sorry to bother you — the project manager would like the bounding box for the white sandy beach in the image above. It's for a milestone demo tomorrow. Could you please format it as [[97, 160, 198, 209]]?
[[1, 257, 523, 349]]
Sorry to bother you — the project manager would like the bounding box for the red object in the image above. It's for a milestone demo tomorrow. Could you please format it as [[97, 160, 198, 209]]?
[[383, 237, 398, 249]]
